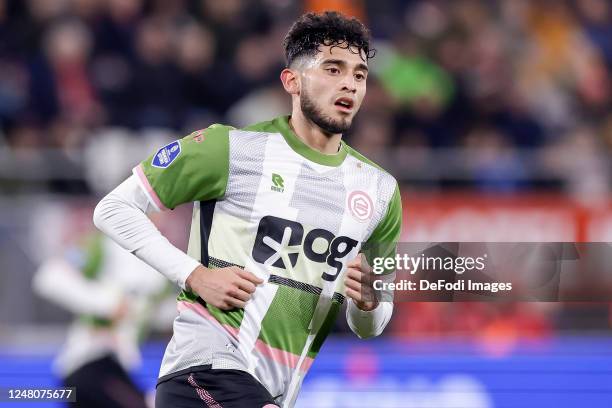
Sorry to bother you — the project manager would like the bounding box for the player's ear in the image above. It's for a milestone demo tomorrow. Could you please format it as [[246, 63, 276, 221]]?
[[280, 68, 300, 95]]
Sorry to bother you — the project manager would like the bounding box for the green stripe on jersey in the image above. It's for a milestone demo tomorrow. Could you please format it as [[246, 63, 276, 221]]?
[[177, 289, 244, 329], [308, 300, 342, 358], [257, 285, 317, 355], [206, 304, 244, 329], [177, 289, 199, 303]]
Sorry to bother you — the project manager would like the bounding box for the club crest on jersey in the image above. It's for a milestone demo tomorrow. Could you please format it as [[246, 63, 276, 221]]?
[[152, 141, 181, 168], [348, 190, 373, 222]]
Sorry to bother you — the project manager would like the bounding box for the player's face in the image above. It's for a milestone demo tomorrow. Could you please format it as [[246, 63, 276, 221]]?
[[299, 44, 368, 134]]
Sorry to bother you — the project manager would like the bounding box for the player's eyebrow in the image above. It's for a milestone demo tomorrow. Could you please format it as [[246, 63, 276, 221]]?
[[322, 58, 369, 72]]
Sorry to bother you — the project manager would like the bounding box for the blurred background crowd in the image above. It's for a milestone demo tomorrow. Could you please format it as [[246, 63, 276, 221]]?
[[1, 0, 612, 195], [1, 0, 611, 343], [1, 1, 612, 407]]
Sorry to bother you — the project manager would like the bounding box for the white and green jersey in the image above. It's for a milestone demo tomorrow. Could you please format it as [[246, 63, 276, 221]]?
[[134, 115, 401, 404]]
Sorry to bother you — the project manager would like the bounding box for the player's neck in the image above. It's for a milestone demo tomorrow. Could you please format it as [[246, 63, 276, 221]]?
[[288, 111, 342, 155]]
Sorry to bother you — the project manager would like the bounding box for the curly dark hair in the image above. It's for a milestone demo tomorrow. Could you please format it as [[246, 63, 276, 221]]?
[[283, 11, 375, 67]]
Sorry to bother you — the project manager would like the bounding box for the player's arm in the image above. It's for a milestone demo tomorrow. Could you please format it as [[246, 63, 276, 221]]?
[[93, 126, 262, 309], [344, 183, 402, 339], [93, 174, 200, 289], [32, 238, 126, 319]]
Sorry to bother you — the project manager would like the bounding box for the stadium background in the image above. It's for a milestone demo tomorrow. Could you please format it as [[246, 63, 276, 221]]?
[[1, 0, 612, 407]]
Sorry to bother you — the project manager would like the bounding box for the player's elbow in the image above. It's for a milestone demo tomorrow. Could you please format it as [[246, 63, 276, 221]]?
[[92, 196, 106, 232], [93, 193, 118, 233]]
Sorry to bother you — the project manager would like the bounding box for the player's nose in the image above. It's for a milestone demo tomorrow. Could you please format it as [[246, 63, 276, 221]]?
[[339, 73, 357, 93]]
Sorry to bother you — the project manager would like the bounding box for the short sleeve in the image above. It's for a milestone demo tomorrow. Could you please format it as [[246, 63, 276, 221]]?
[[133, 125, 231, 210], [363, 183, 402, 274]]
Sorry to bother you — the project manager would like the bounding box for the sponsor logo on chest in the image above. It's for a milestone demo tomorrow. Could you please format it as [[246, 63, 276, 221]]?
[[252, 215, 358, 282]]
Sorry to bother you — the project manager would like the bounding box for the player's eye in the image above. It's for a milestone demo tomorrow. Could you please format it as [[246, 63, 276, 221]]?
[[355, 73, 366, 81], [327, 67, 340, 74]]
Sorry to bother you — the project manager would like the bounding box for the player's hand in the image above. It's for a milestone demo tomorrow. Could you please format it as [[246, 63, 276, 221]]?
[[186, 265, 264, 310], [111, 297, 131, 323], [344, 253, 379, 311]]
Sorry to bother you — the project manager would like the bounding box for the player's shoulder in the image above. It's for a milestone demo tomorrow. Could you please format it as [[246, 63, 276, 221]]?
[[176, 124, 235, 155], [186, 118, 281, 141], [343, 142, 399, 187], [240, 117, 281, 134], [183, 123, 235, 142]]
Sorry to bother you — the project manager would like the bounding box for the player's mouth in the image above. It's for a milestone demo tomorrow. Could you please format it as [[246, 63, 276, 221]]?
[[334, 97, 354, 113]]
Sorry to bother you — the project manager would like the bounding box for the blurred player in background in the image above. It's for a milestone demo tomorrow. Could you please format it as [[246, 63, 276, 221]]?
[[94, 11, 401, 408], [33, 226, 174, 408]]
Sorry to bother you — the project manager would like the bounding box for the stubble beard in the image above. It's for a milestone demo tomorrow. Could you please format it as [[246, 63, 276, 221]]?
[[300, 87, 352, 135]]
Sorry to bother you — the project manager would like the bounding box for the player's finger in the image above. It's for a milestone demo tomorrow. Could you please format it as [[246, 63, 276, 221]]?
[[237, 269, 264, 284], [359, 253, 371, 270], [345, 287, 361, 303], [216, 300, 232, 310], [356, 252, 370, 266], [346, 255, 362, 269], [235, 278, 257, 294], [226, 296, 246, 309], [344, 277, 361, 293], [228, 287, 251, 302], [346, 267, 362, 282]]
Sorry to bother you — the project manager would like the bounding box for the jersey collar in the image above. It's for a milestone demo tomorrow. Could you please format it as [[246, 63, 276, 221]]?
[[273, 115, 348, 167]]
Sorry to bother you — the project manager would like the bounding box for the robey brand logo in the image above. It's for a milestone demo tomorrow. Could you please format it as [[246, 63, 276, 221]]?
[[252, 216, 358, 281], [271, 173, 284, 193]]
